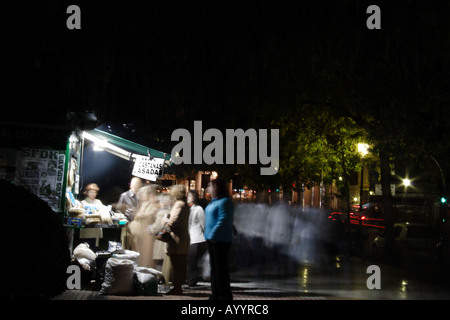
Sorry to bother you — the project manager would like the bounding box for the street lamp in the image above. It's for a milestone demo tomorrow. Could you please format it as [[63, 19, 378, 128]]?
[[357, 143, 369, 157], [403, 178, 411, 222], [403, 178, 411, 187]]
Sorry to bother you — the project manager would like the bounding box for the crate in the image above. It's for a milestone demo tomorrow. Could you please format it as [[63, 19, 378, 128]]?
[[67, 217, 83, 227]]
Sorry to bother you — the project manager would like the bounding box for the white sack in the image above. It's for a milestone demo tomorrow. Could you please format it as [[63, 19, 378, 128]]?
[[134, 266, 163, 283], [112, 250, 140, 264]]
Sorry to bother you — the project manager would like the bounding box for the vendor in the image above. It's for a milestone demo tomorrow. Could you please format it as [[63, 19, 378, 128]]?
[[79, 183, 103, 250], [82, 183, 102, 207]]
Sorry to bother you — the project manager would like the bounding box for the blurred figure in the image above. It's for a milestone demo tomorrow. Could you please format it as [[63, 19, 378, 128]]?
[[148, 193, 173, 273], [117, 177, 143, 248], [264, 202, 292, 271], [127, 184, 161, 267], [186, 190, 206, 287], [164, 185, 190, 295], [117, 177, 143, 222], [205, 179, 234, 300], [233, 203, 268, 274]]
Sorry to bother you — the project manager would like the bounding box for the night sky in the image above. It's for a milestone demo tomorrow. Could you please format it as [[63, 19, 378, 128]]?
[[3, 1, 450, 154]]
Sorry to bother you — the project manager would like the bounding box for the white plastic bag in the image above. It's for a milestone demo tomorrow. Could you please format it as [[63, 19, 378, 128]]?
[[73, 242, 97, 261], [107, 241, 123, 252], [77, 258, 93, 271], [99, 258, 135, 295]]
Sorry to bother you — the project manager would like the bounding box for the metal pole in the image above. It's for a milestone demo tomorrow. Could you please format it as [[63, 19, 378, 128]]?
[[405, 186, 408, 223], [430, 155, 446, 191], [359, 162, 364, 226]]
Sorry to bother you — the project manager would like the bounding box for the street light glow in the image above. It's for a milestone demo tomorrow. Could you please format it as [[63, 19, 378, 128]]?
[[357, 143, 369, 157], [403, 178, 411, 187]]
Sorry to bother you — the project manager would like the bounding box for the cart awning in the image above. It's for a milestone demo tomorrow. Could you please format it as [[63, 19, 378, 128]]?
[[83, 129, 171, 163]]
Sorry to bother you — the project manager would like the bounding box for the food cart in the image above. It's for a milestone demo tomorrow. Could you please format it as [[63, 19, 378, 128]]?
[[64, 128, 172, 255], [1, 111, 172, 293], [0, 113, 172, 255]]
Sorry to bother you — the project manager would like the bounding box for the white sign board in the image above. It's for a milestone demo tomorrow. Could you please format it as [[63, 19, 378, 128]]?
[[132, 155, 164, 182]]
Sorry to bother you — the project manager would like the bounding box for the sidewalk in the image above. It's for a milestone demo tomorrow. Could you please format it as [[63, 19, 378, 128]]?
[[53, 284, 350, 300], [53, 253, 450, 301], [53, 277, 348, 300], [54, 264, 354, 300]]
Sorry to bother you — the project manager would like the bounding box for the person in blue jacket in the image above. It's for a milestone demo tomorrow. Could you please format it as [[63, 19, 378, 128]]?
[[204, 178, 234, 300]]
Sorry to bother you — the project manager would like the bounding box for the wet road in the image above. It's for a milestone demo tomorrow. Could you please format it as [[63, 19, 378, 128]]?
[[228, 256, 450, 300]]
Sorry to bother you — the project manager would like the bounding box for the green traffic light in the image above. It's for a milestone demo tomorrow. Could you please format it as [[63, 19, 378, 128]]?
[[441, 197, 447, 204]]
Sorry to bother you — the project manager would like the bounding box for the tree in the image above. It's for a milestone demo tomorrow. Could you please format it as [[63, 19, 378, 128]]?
[[274, 106, 367, 209]]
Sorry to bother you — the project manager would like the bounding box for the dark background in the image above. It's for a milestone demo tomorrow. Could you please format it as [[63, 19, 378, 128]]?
[[2, 1, 450, 193], [7, 1, 448, 137]]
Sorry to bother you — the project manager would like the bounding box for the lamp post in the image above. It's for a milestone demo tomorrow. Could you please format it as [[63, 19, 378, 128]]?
[[403, 178, 411, 222], [357, 143, 369, 225]]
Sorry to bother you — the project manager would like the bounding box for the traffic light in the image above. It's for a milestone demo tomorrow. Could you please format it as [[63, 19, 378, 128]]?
[[441, 197, 447, 204]]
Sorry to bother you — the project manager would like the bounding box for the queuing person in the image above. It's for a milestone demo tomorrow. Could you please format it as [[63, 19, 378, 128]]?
[[79, 183, 103, 250], [186, 190, 206, 287], [127, 184, 161, 268], [204, 179, 234, 300], [163, 185, 190, 295], [148, 193, 173, 273], [117, 177, 143, 248], [117, 177, 143, 222]]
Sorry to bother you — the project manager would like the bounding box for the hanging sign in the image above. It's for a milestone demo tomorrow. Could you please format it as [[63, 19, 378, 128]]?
[[132, 155, 164, 181]]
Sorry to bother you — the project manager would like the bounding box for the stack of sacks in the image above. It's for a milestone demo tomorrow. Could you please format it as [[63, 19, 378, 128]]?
[[100, 250, 166, 296]]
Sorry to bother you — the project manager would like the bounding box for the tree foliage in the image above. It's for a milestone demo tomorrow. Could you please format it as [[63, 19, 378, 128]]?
[[273, 106, 369, 206]]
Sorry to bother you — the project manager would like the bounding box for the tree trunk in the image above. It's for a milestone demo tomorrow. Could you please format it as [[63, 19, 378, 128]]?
[[379, 149, 395, 262], [342, 172, 351, 225], [296, 180, 303, 208]]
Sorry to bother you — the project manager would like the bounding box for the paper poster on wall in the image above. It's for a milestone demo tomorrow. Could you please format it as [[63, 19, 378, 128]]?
[[132, 155, 164, 182], [15, 148, 66, 212]]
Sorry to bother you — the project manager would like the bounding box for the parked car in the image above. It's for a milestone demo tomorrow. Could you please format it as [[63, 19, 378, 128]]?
[[372, 222, 442, 263]]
